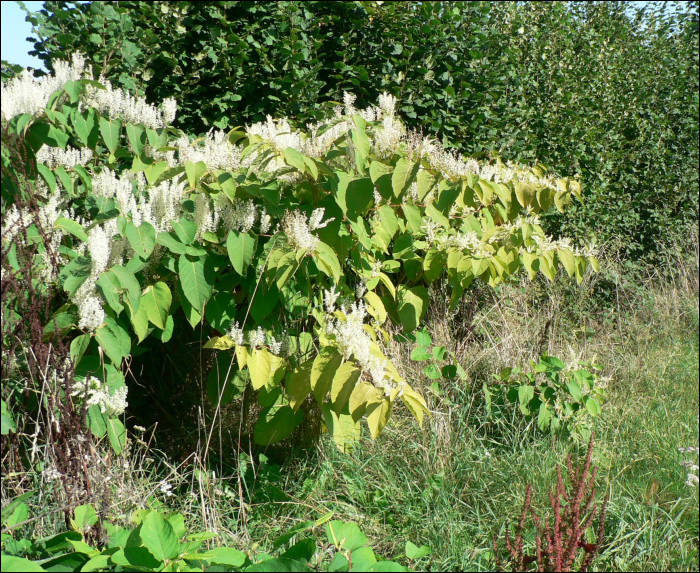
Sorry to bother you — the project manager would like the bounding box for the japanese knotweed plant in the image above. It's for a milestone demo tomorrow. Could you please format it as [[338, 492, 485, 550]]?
[[0, 55, 598, 452]]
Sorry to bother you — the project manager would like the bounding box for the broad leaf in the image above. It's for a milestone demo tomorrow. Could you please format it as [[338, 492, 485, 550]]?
[[141, 281, 171, 330], [227, 230, 257, 275], [178, 254, 214, 312], [125, 220, 156, 259], [99, 117, 122, 154], [311, 348, 343, 404], [140, 511, 180, 561], [254, 404, 304, 446], [106, 418, 127, 454]]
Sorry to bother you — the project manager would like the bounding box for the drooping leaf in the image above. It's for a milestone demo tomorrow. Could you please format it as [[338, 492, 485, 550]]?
[[348, 382, 383, 422], [126, 123, 146, 157], [330, 362, 361, 414], [106, 418, 127, 455], [365, 396, 392, 439], [141, 281, 171, 330], [322, 404, 361, 453], [227, 230, 257, 275], [178, 253, 214, 312], [249, 347, 273, 390], [281, 147, 306, 173], [310, 347, 343, 404], [397, 285, 429, 332], [254, 404, 304, 446], [171, 218, 198, 244], [286, 359, 313, 411], [313, 241, 341, 283], [185, 160, 207, 189], [99, 117, 122, 154], [391, 157, 419, 198]]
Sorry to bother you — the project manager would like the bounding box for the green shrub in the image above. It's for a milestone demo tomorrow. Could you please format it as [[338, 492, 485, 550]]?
[[1, 53, 591, 455], [21, 1, 699, 263], [0, 500, 410, 571]]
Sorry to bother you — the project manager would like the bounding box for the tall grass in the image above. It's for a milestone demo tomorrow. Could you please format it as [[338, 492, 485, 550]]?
[[238, 235, 699, 571], [2, 236, 698, 571]]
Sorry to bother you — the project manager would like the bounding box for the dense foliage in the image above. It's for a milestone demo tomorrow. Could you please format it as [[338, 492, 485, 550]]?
[[1, 51, 594, 461], [1, 500, 412, 571], [21, 1, 700, 263]]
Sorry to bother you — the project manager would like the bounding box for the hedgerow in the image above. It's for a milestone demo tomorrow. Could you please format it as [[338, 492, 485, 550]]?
[[19, 1, 699, 264], [1, 54, 596, 456]]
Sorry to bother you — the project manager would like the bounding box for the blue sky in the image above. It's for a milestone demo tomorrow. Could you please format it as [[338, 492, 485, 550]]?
[[1, 1, 45, 69]]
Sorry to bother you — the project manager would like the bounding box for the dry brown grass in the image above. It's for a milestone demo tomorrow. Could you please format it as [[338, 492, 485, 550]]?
[[386, 228, 699, 445]]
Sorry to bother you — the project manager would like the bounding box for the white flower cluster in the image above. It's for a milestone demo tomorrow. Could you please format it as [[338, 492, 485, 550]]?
[[248, 116, 305, 154], [175, 129, 242, 170], [92, 166, 133, 198], [242, 89, 565, 199], [680, 446, 699, 487], [281, 208, 334, 252], [247, 327, 266, 348], [42, 466, 64, 482], [36, 144, 93, 169], [324, 285, 340, 313], [259, 208, 272, 234], [1, 204, 32, 244], [308, 208, 334, 231], [76, 290, 106, 332], [159, 480, 174, 497], [525, 233, 595, 258], [326, 301, 397, 395], [268, 334, 285, 356], [72, 219, 124, 332], [420, 221, 492, 257], [245, 91, 389, 165], [141, 178, 187, 233], [2, 189, 75, 282], [93, 167, 186, 234], [83, 79, 176, 129], [71, 376, 128, 416], [218, 197, 259, 233], [193, 193, 219, 238], [1, 53, 86, 121], [373, 93, 405, 158], [226, 322, 287, 356], [227, 322, 245, 345]]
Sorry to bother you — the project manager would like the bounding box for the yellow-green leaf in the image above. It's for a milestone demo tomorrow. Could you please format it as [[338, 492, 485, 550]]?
[[249, 348, 273, 390], [286, 359, 313, 411], [311, 347, 343, 404], [391, 157, 419, 198], [401, 387, 429, 426], [363, 291, 387, 324], [515, 182, 537, 208], [141, 281, 171, 330], [416, 169, 437, 201], [348, 382, 383, 422], [203, 335, 236, 350], [557, 248, 576, 278], [281, 147, 306, 173], [322, 404, 361, 453], [366, 396, 392, 439], [330, 362, 361, 414], [236, 345, 249, 369], [185, 160, 207, 189]]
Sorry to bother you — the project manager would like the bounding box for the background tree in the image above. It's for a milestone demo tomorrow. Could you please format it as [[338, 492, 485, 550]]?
[[22, 0, 699, 264]]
